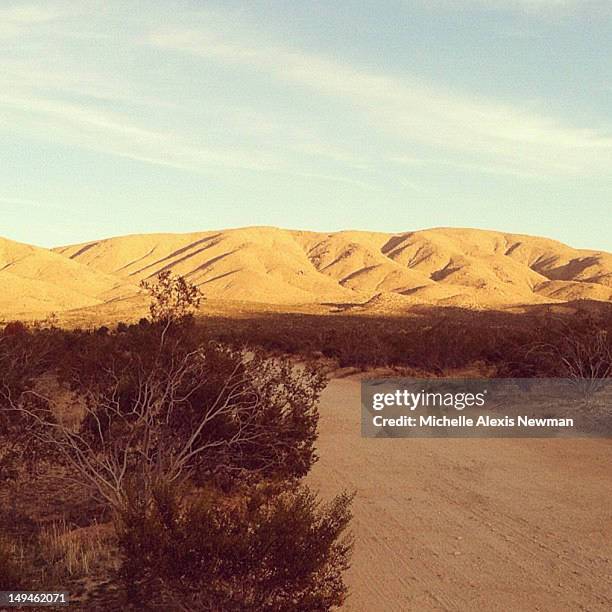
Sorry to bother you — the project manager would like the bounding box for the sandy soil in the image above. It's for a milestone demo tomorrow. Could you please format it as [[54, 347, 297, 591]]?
[[308, 378, 612, 612]]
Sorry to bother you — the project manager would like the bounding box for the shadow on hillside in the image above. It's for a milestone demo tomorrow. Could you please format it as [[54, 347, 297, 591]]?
[[196, 300, 612, 373]]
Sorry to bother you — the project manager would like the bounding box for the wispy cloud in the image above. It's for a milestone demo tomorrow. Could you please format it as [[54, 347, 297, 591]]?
[[391, 155, 544, 179], [148, 24, 612, 177], [0, 195, 58, 209], [0, 9, 373, 187], [0, 4, 61, 38], [0, 87, 373, 192], [0, 5, 57, 24], [418, 0, 599, 14], [0, 91, 284, 172], [3, 2, 610, 193], [0, 58, 176, 110]]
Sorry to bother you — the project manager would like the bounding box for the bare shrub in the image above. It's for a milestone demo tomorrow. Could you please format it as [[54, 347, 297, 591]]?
[[0, 326, 59, 481], [10, 330, 323, 512], [523, 316, 611, 383], [140, 270, 203, 325], [0, 274, 353, 609]]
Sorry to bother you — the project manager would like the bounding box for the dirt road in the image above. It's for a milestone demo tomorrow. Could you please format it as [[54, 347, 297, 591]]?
[[308, 378, 612, 612]]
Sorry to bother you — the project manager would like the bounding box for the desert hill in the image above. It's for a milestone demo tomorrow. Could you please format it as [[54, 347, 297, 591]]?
[[0, 236, 135, 316], [2, 227, 611, 317], [51, 226, 612, 311]]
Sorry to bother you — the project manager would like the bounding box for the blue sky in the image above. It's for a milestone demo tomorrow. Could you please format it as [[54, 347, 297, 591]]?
[[1, 0, 611, 250]]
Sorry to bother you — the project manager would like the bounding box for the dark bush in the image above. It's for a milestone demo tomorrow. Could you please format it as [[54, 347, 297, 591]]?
[[117, 481, 353, 611], [2, 321, 28, 337]]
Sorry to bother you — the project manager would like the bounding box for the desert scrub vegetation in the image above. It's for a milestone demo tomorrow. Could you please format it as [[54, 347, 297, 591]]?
[[40, 520, 117, 580], [0, 531, 25, 590], [1, 277, 609, 606], [0, 274, 353, 609], [119, 481, 353, 610], [196, 303, 612, 376], [495, 312, 612, 380]]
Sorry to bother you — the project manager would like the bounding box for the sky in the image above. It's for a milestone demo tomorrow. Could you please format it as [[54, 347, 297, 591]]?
[[1, 0, 611, 250]]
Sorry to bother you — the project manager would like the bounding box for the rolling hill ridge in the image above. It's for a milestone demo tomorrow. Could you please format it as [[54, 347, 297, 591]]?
[[2, 227, 611, 317]]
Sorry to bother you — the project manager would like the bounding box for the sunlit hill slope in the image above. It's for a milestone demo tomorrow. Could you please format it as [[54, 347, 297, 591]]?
[[1, 226, 611, 317]]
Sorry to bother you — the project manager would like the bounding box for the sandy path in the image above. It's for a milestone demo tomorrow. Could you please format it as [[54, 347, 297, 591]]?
[[308, 378, 612, 612]]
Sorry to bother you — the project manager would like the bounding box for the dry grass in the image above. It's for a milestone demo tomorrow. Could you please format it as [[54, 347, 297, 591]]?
[[40, 520, 117, 579], [0, 534, 27, 583]]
